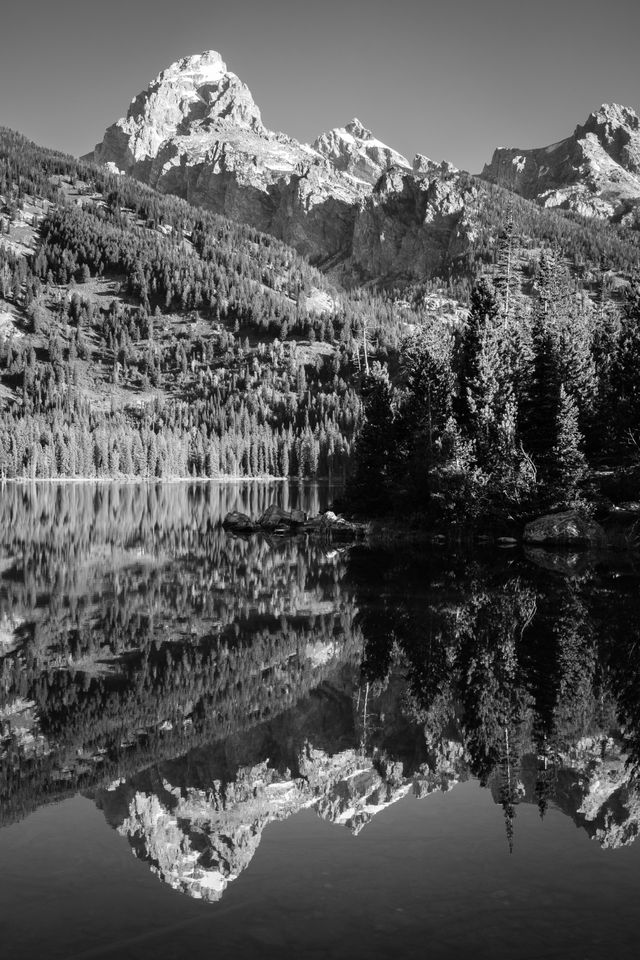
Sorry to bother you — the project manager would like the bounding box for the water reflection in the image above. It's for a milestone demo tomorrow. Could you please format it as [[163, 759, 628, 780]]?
[[0, 481, 356, 830], [2, 483, 640, 904]]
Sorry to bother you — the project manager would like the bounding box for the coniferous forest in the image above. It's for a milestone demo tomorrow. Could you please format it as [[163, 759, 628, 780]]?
[[347, 222, 640, 522]]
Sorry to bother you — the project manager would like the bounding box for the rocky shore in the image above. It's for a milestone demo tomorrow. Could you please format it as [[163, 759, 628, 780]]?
[[222, 504, 366, 539]]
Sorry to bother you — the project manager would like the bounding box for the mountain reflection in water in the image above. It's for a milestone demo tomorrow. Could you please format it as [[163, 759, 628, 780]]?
[[2, 482, 640, 905]]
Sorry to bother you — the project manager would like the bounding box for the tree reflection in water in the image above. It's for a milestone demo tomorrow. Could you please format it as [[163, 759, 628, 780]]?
[[2, 482, 640, 898]]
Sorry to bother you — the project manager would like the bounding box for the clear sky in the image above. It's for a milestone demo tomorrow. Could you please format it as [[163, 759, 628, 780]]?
[[1, 0, 639, 173]]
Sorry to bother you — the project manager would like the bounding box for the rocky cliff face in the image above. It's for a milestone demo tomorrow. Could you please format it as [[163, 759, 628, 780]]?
[[348, 161, 480, 282], [550, 735, 640, 849], [94, 676, 469, 902], [104, 726, 640, 902], [481, 104, 640, 225], [94, 655, 640, 903]]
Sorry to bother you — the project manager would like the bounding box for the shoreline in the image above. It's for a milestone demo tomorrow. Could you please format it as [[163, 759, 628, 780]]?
[[0, 476, 344, 485]]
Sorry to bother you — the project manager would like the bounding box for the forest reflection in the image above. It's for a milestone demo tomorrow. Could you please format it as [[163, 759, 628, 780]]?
[[2, 483, 640, 900]]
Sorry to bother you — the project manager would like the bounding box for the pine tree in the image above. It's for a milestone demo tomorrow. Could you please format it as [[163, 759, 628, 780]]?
[[346, 362, 398, 515], [611, 281, 640, 455], [590, 283, 621, 459], [498, 725, 520, 854], [456, 278, 505, 443], [546, 386, 587, 508], [395, 331, 453, 498], [494, 211, 521, 329], [485, 401, 536, 514]]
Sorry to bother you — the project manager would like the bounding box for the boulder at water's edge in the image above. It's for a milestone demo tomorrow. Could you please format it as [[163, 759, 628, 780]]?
[[523, 511, 605, 546]]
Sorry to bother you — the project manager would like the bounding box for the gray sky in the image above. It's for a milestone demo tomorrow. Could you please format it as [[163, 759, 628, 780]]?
[[1, 0, 639, 173]]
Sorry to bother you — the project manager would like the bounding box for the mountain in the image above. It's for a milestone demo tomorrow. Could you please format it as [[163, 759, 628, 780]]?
[[89, 55, 640, 285], [89, 51, 411, 263], [97, 745, 424, 902], [93, 670, 468, 902], [4, 103, 640, 479], [489, 735, 640, 851], [96, 685, 640, 902], [481, 103, 640, 225]]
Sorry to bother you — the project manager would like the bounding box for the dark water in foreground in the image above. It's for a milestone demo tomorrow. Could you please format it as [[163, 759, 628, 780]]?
[[1, 483, 640, 959]]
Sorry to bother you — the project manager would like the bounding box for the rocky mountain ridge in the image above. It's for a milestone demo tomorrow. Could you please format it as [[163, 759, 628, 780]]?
[[97, 724, 640, 902], [97, 734, 468, 902], [88, 52, 640, 283], [481, 103, 640, 225]]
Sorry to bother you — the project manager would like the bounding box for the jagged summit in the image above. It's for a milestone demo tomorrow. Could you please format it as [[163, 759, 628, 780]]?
[[92, 49, 264, 172], [481, 102, 640, 224], [313, 117, 411, 186], [153, 50, 228, 85], [575, 102, 640, 174], [581, 102, 640, 131], [345, 117, 372, 139]]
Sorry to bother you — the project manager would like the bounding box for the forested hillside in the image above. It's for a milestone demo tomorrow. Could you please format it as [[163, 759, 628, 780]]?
[[1, 128, 640, 482], [0, 129, 414, 479]]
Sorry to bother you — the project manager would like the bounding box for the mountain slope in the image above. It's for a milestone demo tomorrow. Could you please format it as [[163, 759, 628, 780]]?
[[3, 128, 418, 479]]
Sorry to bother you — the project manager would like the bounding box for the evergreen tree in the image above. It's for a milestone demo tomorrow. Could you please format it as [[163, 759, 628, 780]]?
[[522, 308, 561, 470], [346, 363, 398, 515], [494, 211, 521, 329], [394, 331, 454, 501], [484, 401, 536, 515], [611, 281, 640, 455], [456, 278, 504, 442], [546, 386, 587, 508]]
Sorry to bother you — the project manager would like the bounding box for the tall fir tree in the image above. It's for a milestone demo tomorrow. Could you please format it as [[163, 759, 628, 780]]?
[[494, 210, 521, 330], [546, 386, 587, 508], [456, 278, 512, 451], [346, 362, 398, 515], [610, 281, 640, 456]]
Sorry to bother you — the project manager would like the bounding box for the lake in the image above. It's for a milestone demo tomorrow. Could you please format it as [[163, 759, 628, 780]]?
[[1, 481, 640, 959]]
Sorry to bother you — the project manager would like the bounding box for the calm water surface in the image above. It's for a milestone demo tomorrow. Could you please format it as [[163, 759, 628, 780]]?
[[1, 482, 640, 959]]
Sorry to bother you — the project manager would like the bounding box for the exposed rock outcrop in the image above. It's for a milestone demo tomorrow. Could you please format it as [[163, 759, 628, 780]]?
[[496, 736, 640, 850], [349, 163, 480, 282], [481, 103, 640, 224]]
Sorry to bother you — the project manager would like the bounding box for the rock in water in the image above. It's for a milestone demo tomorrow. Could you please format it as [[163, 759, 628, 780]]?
[[221, 511, 257, 532], [258, 505, 306, 529], [523, 511, 605, 546], [223, 505, 361, 538]]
